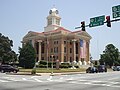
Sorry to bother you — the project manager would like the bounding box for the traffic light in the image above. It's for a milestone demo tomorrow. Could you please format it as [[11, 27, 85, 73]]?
[[81, 21, 85, 31], [106, 16, 111, 27]]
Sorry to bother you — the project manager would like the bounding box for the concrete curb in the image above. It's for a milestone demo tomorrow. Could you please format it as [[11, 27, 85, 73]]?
[[6, 72, 41, 76], [6, 69, 113, 76], [6, 72, 86, 76]]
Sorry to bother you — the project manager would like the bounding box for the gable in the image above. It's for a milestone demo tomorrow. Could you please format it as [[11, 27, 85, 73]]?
[[76, 31, 92, 39], [23, 31, 43, 40]]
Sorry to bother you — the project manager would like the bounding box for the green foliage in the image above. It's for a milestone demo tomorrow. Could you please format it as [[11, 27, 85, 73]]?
[[37, 60, 56, 68], [60, 62, 70, 66], [39, 60, 47, 65], [100, 44, 120, 67], [19, 42, 36, 69], [0, 33, 17, 64], [31, 68, 36, 75], [60, 63, 70, 68], [37, 61, 79, 69]]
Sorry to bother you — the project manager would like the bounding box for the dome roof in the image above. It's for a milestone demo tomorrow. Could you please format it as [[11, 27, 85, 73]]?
[[49, 8, 59, 14]]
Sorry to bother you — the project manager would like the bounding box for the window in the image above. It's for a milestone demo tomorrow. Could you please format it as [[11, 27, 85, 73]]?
[[48, 18, 52, 25], [57, 47, 58, 53], [54, 41, 56, 44], [51, 48, 53, 53], [54, 47, 58, 53], [64, 41, 66, 44], [54, 41, 58, 44], [41, 57, 44, 60], [54, 47, 56, 53], [56, 56, 58, 59], [64, 56, 67, 62], [76, 56, 78, 62], [70, 57, 72, 63], [57, 41, 58, 44], [56, 19, 60, 25], [41, 43, 44, 53], [70, 48, 72, 53], [29, 40, 32, 45], [36, 42, 39, 54], [76, 43, 78, 54], [64, 47, 66, 53]]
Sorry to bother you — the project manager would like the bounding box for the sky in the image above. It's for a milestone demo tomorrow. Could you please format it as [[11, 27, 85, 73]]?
[[0, 0, 120, 60]]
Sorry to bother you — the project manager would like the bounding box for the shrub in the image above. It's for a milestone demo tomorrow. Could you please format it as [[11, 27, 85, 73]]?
[[39, 60, 47, 65], [31, 68, 36, 75], [60, 62, 70, 66]]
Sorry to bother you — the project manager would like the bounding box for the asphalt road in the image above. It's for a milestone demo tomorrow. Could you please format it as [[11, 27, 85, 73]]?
[[0, 71, 120, 90]]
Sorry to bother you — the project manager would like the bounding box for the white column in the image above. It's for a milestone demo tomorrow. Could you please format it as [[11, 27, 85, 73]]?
[[78, 60, 82, 65], [46, 38, 49, 69], [72, 39, 77, 62], [38, 40, 42, 61], [32, 40, 35, 47], [84, 60, 87, 65]]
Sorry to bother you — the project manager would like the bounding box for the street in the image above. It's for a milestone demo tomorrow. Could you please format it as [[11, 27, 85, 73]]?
[[0, 72, 120, 90]]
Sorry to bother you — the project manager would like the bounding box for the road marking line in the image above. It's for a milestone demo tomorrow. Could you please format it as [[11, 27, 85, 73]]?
[[1, 77, 19, 82], [84, 82, 92, 84], [31, 76, 43, 82], [22, 78, 27, 80], [68, 79, 120, 88], [0, 79, 9, 82], [60, 77, 63, 80], [33, 78, 43, 82], [66, 77, 73, 80], [108, 77, 119, 80], [47, 76, 53, 81]]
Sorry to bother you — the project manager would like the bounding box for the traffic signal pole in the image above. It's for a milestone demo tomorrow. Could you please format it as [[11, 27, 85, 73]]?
[[105, 18, 120, 23], [75, 18, 120, 29], [75, 25, 89, 29]]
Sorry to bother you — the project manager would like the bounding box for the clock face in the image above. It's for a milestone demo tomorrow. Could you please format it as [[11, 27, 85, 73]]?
[[49, 9, 59, 14], [56, 10, 59, 14], [49, 10, 52, 14]]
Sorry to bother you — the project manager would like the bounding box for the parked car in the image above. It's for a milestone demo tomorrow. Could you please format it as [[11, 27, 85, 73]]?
[[86, 67, 98, 73], [112, 66, 120, 71], [0, 65, 19, 73], [97, 65, 107, 72]]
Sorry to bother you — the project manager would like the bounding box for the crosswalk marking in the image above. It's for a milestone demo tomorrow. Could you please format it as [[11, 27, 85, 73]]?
[[33, 78, 43, 82], [22, 78, 27, 80], [31, 77, 43, 82], [67, 79, 120, 88], [0, 75, 120, 88], [0, 79, 9, 82], [47, 76, 53, 81]]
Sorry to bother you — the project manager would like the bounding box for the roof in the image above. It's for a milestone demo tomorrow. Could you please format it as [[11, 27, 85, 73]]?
[[42, 26, 71, 34], [23, 26, 91, 40]]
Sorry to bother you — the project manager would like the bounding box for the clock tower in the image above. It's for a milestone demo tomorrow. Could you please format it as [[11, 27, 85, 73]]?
[[44, 8, 61, 32]]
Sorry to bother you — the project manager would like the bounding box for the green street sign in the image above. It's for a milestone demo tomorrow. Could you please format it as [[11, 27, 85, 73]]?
[[112, 5, 120, 18], [89, 15, 105, 27]]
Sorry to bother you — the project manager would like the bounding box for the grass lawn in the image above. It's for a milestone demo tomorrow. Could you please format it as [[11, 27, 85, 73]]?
[[19, 68, 86, 73]]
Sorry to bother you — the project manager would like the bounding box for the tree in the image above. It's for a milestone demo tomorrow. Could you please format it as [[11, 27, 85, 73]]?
[[0, 33, 17, 64], [19, 42, 36, 69], [100, 44, 120, 67]]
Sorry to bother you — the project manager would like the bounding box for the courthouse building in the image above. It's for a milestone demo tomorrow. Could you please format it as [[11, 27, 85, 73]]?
[[22, 8, 92, 65]]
